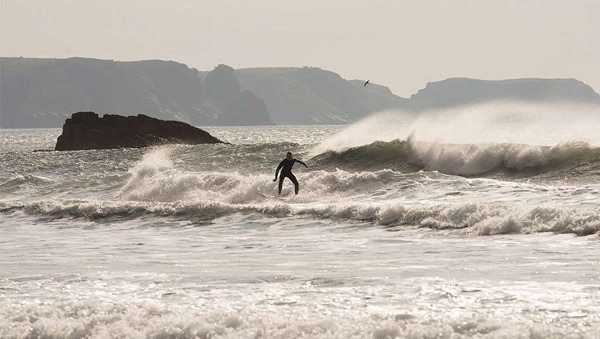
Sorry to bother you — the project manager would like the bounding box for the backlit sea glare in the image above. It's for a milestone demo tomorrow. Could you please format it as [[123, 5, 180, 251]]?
[[1, 125, 599, 338]]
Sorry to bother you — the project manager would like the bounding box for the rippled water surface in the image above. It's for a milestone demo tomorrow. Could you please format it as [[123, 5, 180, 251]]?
[[1, 126, 599, 338]]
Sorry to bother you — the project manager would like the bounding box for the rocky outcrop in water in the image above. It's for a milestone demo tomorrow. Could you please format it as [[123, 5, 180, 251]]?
[[55, 112, 222, 151]]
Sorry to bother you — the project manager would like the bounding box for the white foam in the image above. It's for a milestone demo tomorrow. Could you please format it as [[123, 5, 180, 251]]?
[[2, 279, 597, 339], [118, 147, 404, 203], [406, 139, 592, 176]]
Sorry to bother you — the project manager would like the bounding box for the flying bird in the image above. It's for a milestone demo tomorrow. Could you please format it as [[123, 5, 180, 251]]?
[[363, 80, 370, 87]]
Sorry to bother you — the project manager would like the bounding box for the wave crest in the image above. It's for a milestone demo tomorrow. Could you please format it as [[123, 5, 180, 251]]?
[[2, 199, 598, 236], [313, 137, 600, 177]]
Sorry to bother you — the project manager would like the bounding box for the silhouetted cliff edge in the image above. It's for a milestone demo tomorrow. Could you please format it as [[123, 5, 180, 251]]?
[[0, 57, 272, 128], [234, 67, 407, 124], [410, 78, 600, 109], [204, 64, 271, 125]]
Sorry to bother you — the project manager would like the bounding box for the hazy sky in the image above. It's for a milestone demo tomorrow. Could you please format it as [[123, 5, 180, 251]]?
[[1, 0, 598, 96]]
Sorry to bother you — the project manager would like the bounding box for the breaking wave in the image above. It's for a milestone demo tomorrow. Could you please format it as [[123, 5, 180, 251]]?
[[115, 146, 414, 203], [295, 202, 600, 236], [0, 174, 54, 193], [312, 137, 600, 177], [2, 198, 598, 236], [2, 145, 599, 236]]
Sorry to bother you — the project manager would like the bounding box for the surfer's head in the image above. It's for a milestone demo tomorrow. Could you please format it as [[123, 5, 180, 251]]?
[[286, 152, 293, 160]]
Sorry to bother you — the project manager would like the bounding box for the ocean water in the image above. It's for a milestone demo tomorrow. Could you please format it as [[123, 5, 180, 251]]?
[[1, 121, 599, 338]]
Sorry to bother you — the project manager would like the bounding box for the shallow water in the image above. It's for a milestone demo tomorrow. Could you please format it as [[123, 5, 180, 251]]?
[[1, 126, 599, 338]]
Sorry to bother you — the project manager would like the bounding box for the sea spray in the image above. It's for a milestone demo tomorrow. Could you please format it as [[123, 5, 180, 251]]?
[[311, 101, 600, 156]]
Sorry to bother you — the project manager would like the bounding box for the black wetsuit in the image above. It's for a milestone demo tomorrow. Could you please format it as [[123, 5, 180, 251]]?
[[275, 158, 307, 195]]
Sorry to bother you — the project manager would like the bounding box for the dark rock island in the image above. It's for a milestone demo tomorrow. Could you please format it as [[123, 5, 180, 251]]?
[[55, 112, 222, 151]]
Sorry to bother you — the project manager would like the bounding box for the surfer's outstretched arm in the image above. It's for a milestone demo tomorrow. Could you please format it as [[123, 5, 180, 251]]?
[[273, 160, 284, 181], [295, 159, 308, 169]]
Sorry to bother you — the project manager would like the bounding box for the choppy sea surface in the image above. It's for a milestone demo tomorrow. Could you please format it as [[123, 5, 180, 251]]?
[[1, 124, 599, 338]]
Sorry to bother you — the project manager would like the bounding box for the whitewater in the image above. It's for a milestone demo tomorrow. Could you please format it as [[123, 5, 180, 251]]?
[[1, 103, 600, 338]]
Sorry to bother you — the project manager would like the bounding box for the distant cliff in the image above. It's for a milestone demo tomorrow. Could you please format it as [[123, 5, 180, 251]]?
[[1, 58, 404, 128], [204, 65, 271, 125], [235, 67, 408, 124], [410, 78, 600, 109], [1, 57, 209, 128], [0, 57, 272, 128], [2, 57, 599, 128]]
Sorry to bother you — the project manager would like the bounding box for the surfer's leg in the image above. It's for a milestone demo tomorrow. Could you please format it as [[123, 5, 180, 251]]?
[[289, 173, 299, 194], [278, 175, 285, 195]]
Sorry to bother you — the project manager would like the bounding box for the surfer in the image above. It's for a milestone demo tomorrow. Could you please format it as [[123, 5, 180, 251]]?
[[273, 152, 308, 195]]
